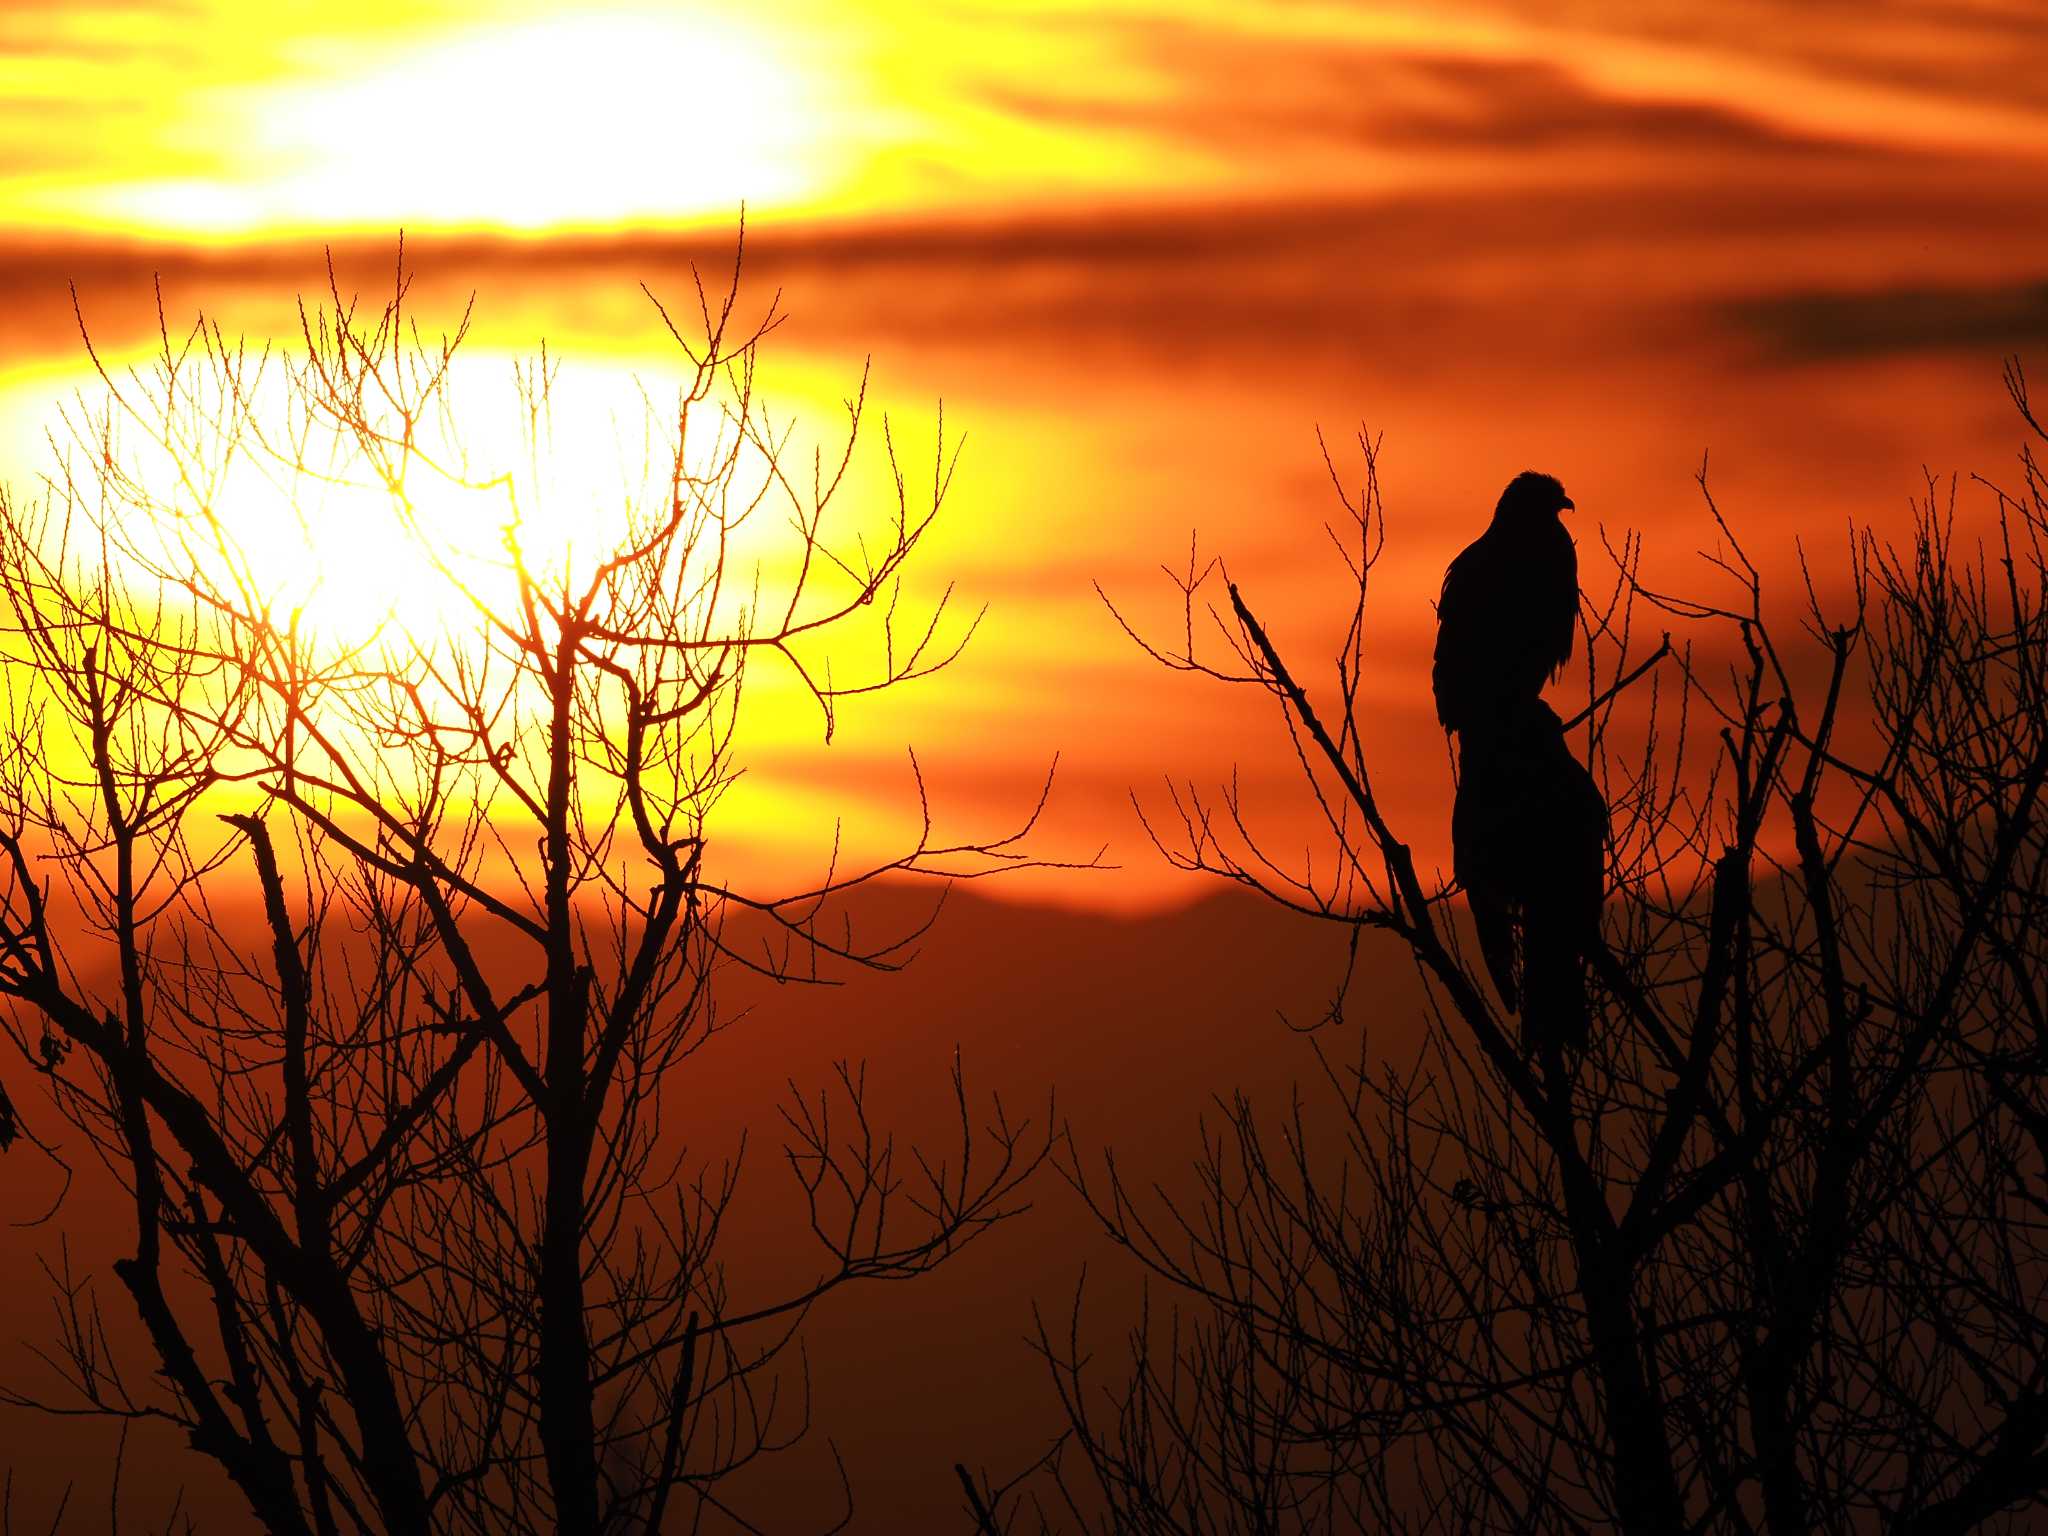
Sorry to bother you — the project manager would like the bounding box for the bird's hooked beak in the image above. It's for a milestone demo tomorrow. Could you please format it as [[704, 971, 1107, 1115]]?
[[1560, 497, 1576, 514]]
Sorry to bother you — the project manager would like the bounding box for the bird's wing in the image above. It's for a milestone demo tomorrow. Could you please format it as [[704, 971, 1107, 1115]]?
[[1452, 738, 1521, 1011], [1472, 890, 1520, 1014], [1433, 537, 1497, 731], [1518, 731, 1605, 1052]]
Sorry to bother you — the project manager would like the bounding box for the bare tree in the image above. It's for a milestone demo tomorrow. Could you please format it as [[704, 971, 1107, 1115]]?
[[984, 367, 2048, 1534], [0, 239, 1063, 1535]]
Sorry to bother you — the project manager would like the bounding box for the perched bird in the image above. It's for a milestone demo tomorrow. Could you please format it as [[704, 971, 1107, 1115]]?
[[1434, 471, 1602, 1053], [1432, 471, 1579, 736], [1452, 697, 1606, 1053]]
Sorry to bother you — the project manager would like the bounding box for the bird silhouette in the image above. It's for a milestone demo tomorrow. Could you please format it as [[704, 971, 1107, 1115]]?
[[1432, 471, 1578, 735], [1435, 471, 1603, 1054]]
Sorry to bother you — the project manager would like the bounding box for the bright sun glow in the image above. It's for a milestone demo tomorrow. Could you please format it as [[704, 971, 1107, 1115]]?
[[187, 351, 797, 650], [0, 330, 955, 892], [0, 344, 807, 667], [100, 13, 825, 234]]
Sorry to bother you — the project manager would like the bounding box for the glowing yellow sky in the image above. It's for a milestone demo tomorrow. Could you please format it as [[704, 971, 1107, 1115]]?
[[6, 1, 2048, 238], [6, 2, 2048, 908]]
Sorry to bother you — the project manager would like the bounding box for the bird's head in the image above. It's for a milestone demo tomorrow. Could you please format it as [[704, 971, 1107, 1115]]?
[[1495, 471, 1574, 522]]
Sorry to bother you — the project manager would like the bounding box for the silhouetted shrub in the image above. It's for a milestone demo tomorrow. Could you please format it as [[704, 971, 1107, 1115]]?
[[991, 375, 2048, 1535], [0, 246, 1055, 1535]]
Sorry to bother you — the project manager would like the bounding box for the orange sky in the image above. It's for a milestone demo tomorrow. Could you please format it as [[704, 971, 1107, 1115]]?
[[4, 1, 2048, 906]]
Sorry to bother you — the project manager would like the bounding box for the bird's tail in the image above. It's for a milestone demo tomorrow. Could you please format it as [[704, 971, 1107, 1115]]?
[[1471, 890, 1519, 1015], [1520, 901, 1589, 1054]]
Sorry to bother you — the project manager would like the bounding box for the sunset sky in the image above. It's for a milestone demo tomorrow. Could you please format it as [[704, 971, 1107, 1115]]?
[[4, 0, 2047, 905], [6, 8, 2048, 1528]]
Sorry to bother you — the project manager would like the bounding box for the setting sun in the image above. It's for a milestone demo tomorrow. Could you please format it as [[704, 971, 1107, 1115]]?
[[57, 13, 822, 236], [240, 14, 819, 233]]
